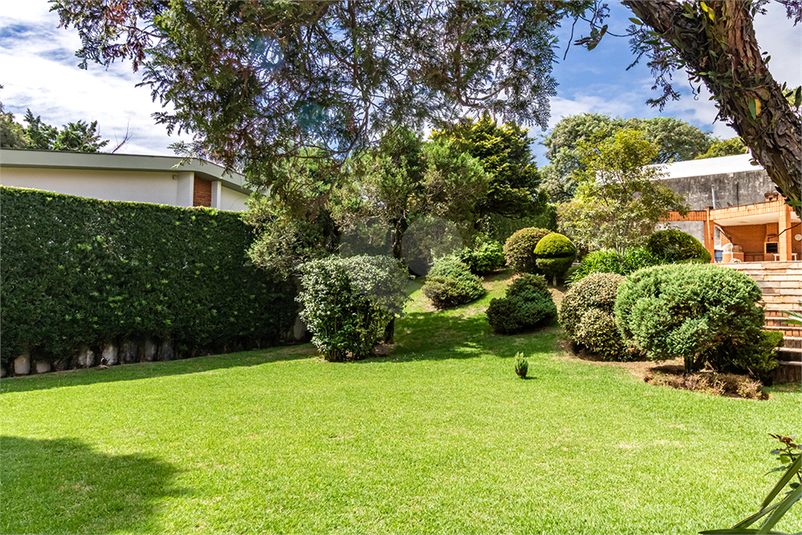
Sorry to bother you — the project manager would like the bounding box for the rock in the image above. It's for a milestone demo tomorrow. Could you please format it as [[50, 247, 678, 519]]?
[[159, 339, 174, 361], [120, 340, 138, 364], [101, 343, 118, 366], [14, 353, 31, 375], [141, 339, 157, 362], [35, 361, 51, 374], [77, 347, 95, 368]]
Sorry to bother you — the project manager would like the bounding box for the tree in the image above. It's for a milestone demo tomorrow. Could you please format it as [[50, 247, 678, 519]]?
[[0, 101, 29, 149], [557, 129, 689, 256], [541, 113, 715, 201], [53, 0, 800, 213], [431, 114, 547, 225], [331, 127, 490, 262], [622, 0, 801, 215], [694, 137, 748, 159]]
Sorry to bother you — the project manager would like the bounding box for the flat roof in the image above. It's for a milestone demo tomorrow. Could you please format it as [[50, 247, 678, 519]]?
[[654, 153, 763, 180], [0, 148, 251, 194]]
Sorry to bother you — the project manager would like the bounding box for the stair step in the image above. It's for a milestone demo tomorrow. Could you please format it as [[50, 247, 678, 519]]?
[[764, 325, 802, 337], [781, 336, 802, 349], [777, 347, 802, 362]]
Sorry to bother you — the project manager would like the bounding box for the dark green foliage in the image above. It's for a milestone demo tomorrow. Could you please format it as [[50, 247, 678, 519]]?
[[297, 255, 410, 361], [422, 256, 486, 309], [513, 352, 528, 378], [459, 238, 505, 275], [560, 272, 628, 361], [0, 187, 297, 367], [615, 264, 768, 375], [645, 229, 712, 264], [534, 232, 577, 281], [706, 330, 781, 382], [568, 247, 662, 283], [486, 273, 556, 334], [503, 227, 551, 274]]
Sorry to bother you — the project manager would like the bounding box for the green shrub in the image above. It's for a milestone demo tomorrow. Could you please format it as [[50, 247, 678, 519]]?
[[0, 187, 297, 367], [560, 272, 629, 361], [615, 264, 767, 374], [503, 227, 551, 274], [513, 352, 528, 378], [646, 229, 711, 264], [706, 330, 781, 382], [568, 247, 662, 283], [297, 255, 410, 361], [459, 238, 506, 275], [486, 273, 556, 334], [534, 232, 577, 283], [422, 256, 486, 309]]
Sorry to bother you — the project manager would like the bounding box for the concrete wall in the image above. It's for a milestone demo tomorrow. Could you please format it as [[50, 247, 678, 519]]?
[[219, 186, 249, 212], [657, 220, 705, 244], [0, 167, 189, 206], [663, 169, 775, 210], [0, 166, 250, 211]]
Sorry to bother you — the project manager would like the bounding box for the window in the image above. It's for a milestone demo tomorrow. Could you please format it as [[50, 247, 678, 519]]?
[[765, 242, 778, 254]]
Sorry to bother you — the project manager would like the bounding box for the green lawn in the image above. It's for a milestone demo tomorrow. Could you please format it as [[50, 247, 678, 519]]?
[[2, 272, 800, 534]]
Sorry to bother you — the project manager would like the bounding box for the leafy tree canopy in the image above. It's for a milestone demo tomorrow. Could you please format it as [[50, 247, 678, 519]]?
[[541, 113, 715, 202], [431, 114, 546, 224], [52, 0, 801, 212], [0, 100, 110, 153], [557, 129, 689, 256], [694, 137, 748, 160]]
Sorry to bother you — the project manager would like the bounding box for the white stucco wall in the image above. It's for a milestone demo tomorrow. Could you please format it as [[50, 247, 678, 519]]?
[[219, 186, 250, 212], [0, 167, 190, 206]]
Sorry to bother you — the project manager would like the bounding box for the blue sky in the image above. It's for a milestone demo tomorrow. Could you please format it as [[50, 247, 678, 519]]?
[[1, 1, 800, 165]]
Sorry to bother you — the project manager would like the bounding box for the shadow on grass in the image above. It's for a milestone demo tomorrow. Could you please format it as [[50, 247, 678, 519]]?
[[0, 436, 183, 534], [0, 344, 317, 395]]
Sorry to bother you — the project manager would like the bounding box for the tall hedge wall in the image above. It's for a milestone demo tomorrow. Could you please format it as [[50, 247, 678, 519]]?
[[1, 187, 297, 368]]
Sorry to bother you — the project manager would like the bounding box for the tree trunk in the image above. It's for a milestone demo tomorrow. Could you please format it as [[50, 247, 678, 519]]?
[[623, 0, 801, 217]]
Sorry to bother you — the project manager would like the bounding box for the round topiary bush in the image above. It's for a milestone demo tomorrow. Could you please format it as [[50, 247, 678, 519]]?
[[646, 229, 712, 264], [503, 227, 551, 274], [486, 273, 557, 334], [422, 256, 486, 309], [459, 238, 506, 275], [615, 264, 768, 374], [534, 232, 577, 283], [559, 272, 628, 361]]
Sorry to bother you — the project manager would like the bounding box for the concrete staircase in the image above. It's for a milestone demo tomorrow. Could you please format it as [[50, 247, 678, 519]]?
[[721, 262, 802, 384]]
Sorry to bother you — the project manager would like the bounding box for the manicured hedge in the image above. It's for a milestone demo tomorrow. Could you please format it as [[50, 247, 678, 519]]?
[[0, 187, 297, 369]]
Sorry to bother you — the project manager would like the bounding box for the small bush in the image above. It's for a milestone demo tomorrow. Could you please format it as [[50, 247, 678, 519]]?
[[535, 233, 576, 283], [459, 238, 506, 275], [646, 229, 711, 264], [487, 274, 557, 334], [568, 247, 662, 283], [503, 227, 551, 274], [706, 330, 782, 382], [422, 256, 486, 309], [513, 352, 528, 378], [298, 255, 410, 361], [560, 272, 628, 361], [615, 264, 767, 374]]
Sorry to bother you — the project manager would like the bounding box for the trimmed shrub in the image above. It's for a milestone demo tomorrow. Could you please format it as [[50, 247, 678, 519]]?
[[503, 227, 551, 273], [422, 256, 486, 309], [513, 352, 528, 378], [297, 255, 410, 361], [0, 187, 297, 368], [459, 238, 506, 275], [560, 272, 629, 361], [568, 247, 661, 283], [535, 232, 577, 283], [646, 229, 712, 264], [706, 330, 781, 382], [486, 273, 557, 334], [615, 264, 769, 375]]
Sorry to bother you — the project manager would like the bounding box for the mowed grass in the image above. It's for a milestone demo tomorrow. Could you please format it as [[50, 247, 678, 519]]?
[[2, 271, 800, 534]]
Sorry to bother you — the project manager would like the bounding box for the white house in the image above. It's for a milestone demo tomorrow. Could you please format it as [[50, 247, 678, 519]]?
[[0, 148, 253, 211]]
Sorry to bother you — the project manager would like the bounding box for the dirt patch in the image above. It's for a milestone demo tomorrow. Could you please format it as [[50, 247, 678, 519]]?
[[557, 337, 767, 400]]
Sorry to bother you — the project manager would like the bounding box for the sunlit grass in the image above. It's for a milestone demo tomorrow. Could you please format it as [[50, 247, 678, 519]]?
[[2, 270, 800, 534]]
